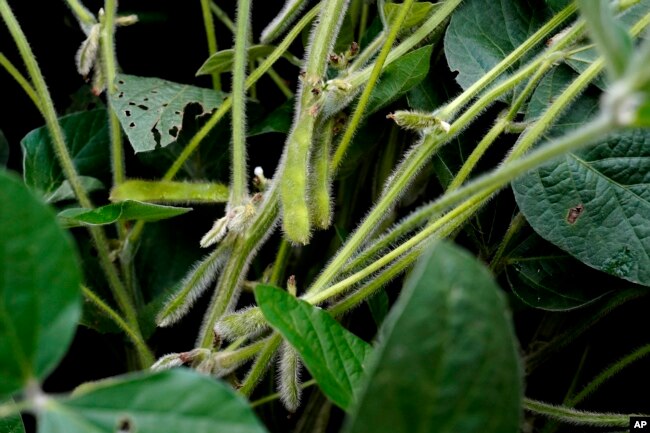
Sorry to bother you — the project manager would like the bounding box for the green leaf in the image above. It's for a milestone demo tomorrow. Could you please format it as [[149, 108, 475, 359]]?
[[366, 45, 433, 115], [110, 180, 228, 204], [444, 0, 556, 95], [384, 2, 438, 29], [505, 231, 615, 310], [344, 241, 522, 433], [196, 44, 301, 76], [0, 170, 81, 398], [44, 177, 105, 204], [22, 109, 110, 195], [40, 370, 269, 433], [58, 200, 191, 227], [110, 74, 226, 153], [367, 289, 389, 327], [248, 98, 294, 136], [514, 69, 650, 286], [255, 285, 372, 410], [0, 129, 8, 168]]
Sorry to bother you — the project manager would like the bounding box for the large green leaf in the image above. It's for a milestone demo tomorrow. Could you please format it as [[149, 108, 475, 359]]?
[[366, 45, 433, 115], [344, 241, 522, 433], [505, 230, 616, 310], [110, 180, 228, 204], [21, 109, 110, 195], [444, 0, 557, 95], [110, 74, 226, 153], [40, 370, 269, 433], [196, 45, 301, 76], [514, 68, 650, 286], [255, 285, 373, 410], [247, 98, 294, 136], [0, 170, 81, 398], [58, 200, 191, 227]]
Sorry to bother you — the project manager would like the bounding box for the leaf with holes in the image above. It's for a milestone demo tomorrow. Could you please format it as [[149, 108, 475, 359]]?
[[343, 241, 522, 433], [110, 74, 226, 153], [21, 109, 110, 196], [196, 45, 301, 76], [40, 370, 269, 433], [58, 200, 191, 227], [0, 170, 81, 398], [255, 285, 373, 410], [514, 70, 650, 286]]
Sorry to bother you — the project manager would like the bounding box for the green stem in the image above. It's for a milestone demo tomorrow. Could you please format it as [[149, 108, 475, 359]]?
[[331, 0, 416, 172], [0, 0, 142, 351], [270, 239, 292, 286], [489, 212, 526, 272], [358, 1, 369, 42], [239, 334, 282, 396], [309, 114, 613, 303], [0, 52, 40, 109], [63, 0, 96, 27], [82, 286, 154, 366], [523, 398, 640, 427], [230, 0, 252, 206], [261, 0, 307, 44], [100, 0, 125, 187], [525, 287, 647, 371], [210, 1, 235, 32], [250, 379, 316, 407], [200, 0, 221, 90], [569, 343, 650, 406]]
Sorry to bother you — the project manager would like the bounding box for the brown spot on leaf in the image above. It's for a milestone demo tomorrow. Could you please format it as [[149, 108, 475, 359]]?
[[117, 417, 132, 432], [567, 204, 584, 224]]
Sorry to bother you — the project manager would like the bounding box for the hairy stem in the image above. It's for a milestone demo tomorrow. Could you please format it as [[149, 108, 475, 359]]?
[[200, 0, 220, 90], [523, 398, 641, 427], [230, 0, 252, 206]]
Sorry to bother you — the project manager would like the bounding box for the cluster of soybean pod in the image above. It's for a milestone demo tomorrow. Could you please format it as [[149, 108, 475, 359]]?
[[144, 0, 650, 412]]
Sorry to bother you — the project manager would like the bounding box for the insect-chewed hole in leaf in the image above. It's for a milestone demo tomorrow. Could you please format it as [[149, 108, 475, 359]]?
[[129, 122, 136, 128], [128, 101, 136, 106], [137, 104, 149, 111], [162, 103, 168, 107], [566, 204, 584, 224], [169, 126, 179, 138], [125, 110, 131, 117], [151, 89, 158, 94], [118, 92, 124, 98], [143, 97, 149, 102], [118, 79, 125, 84], [116, 417, 133, 433]]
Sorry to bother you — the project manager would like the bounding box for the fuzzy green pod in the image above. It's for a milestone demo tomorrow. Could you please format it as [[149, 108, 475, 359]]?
[[278, 341, 302, 412], [156, 245, 228, 327], [281, 114, 315, 244], [214, 306, 268, 340], [309, 120, 334, 229]]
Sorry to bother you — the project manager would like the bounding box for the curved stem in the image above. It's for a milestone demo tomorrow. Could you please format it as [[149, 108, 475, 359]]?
[[523, 398, 640, 427], [569, 343, 650, 406], [239, 334, 282, 396], [0, 52, 40, 109], [331, 0, 416, 172], [200, 0, 220, 90], [82, 286, 154, 366]]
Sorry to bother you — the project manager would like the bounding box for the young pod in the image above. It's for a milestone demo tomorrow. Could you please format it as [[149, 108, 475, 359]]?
[[278, 341, 302, 412], [309, 119, 334, 229]]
